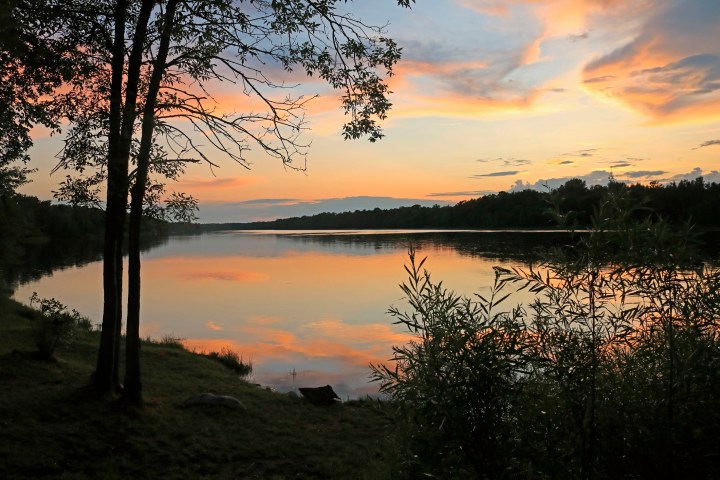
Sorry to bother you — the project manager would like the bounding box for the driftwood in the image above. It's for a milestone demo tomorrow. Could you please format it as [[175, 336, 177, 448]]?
[[181, 393, 246, 410], [298, 385, 341, 406]]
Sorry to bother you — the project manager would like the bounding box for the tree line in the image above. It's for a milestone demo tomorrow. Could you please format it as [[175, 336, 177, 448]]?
[[0, 194, 105, 246], [225, 177, 720, 230]]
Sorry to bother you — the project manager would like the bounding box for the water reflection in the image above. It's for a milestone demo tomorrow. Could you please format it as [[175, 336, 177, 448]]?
[[10, 230, 569, 398], [271, 229, 574, 261], [1, 235, 170, 290]]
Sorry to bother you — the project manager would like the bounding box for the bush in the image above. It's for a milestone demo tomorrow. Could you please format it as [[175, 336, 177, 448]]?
[[204, 347, 253, 377], [28, 292, 90, 360], [373, 197, 720, 479], [371, 249, 531, 478]]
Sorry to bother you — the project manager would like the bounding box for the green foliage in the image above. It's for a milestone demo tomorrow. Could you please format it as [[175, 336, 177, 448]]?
[[372, 249, 529, 478], [374, 193, 720, 479], [27, 292, 91, 360]]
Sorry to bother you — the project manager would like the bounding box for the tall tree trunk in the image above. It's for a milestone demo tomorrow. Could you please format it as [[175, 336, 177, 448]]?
[[123, 0, 179, 406], [93, 0, 128, 395], [93, 0, 156, 395]]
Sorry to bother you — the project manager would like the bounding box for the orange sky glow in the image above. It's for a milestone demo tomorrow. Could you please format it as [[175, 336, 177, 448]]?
[[20, 0, 720, 222]]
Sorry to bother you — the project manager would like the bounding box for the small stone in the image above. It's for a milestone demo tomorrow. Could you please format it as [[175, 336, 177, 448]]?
[[181, 393, 246, 410]]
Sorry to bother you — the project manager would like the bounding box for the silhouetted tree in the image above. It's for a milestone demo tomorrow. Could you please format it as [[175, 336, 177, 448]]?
[[10, 0, 415, 405]]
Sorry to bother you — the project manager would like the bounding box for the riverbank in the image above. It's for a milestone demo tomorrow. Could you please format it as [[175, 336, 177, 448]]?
[[0, 296, 398, 479]]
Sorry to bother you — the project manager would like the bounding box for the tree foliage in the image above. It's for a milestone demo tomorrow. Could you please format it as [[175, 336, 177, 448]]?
[[0, 0, 97, 185]]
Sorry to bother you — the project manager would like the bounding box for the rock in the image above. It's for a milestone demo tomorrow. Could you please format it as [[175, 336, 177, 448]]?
[[298, 385, 341, 406], [181, 393, 246, 410]]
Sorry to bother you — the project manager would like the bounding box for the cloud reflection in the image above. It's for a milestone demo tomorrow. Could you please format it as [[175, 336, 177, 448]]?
[[183, 317, 412, 397]]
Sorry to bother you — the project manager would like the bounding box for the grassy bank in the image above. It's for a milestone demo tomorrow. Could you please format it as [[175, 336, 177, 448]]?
[[0, 296, 397, 479]]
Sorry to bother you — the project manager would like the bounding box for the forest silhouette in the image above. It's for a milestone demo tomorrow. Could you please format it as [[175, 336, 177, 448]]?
[[215, 177, 720, 231]]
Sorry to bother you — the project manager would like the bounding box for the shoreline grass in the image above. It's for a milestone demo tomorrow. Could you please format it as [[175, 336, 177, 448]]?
[[0, 295, 397, 479]]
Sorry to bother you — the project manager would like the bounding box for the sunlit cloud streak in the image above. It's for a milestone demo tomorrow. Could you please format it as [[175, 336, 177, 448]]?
[[427, 190, 496, 197], [381, 4, 552, 118], [582, 1, 720, 122], [472, 170, 521, 178], [478, 158, 531, 166], [563, 148, 599, 157]]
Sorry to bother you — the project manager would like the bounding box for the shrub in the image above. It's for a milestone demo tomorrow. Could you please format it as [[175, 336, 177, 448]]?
[[28, 292, 90, 360], [371, 249, 531, 478], [373, 195, 720, 479], [204, 347, 252, 377], [155, 334, 185, 349]]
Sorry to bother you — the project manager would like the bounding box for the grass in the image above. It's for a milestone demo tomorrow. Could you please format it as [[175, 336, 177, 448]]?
[[0, 295, 399, 479], [200, 346, 253, 377]]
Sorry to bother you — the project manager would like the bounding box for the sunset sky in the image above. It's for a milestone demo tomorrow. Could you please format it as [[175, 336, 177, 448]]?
[[21, 0, 720, 222]]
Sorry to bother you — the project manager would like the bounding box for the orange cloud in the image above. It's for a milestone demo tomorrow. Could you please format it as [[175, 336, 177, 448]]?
[[459, 0, 648, 37], [206, 321, 223, 331], [582, 2, 720, 123], [392, 90, 542, 119]]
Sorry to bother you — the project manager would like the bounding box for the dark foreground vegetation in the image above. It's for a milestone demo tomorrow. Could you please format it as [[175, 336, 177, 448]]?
[[222, 177, 720, 231], [371, 193, 720, 479], [0, 294, 397, 479]]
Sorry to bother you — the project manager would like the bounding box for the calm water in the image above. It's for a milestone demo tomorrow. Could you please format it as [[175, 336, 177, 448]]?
[[12, 230, 565, 398]]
